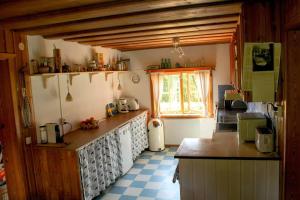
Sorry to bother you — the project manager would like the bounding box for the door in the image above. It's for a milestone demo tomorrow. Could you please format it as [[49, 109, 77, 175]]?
[[118, 123, 133, 175], [0, 59, 28, 199]]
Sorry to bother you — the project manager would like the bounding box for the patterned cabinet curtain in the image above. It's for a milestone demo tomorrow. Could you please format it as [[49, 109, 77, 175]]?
[[78, 130, 122, 200], [131, 112, 149, 160]]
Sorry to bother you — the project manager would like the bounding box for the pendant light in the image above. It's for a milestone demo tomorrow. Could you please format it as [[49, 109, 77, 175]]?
[[172, 37, 184, 58]]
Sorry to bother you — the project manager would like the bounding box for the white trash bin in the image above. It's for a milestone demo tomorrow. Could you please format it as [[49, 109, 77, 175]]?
[[148, 118, 165, 151]]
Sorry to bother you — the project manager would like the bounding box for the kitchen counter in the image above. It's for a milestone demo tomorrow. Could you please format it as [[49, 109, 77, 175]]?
[[175, 132, 280, 160], [34, 109, 148, 151], [31, 109, 148, 199]]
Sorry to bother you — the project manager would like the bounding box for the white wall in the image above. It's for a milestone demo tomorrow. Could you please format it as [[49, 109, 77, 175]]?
[[121, 44, 231, 144], [27, 36, 231, 145], [27, 35, 122, 66], [27, 36, 123, 143]]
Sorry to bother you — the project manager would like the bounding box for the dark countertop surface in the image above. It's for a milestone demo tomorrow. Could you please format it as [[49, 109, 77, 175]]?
[[175, 132, 280, 160]]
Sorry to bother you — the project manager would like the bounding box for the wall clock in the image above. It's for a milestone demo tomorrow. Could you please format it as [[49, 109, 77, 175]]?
[[131, 73, 140, 84]]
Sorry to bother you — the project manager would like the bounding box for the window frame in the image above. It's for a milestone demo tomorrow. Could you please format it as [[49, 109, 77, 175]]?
[[149, 68, 214, 119]]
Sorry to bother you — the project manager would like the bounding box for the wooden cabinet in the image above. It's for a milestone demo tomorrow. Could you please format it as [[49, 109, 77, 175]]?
[[175, 134, 280, 200], [33, 110, 148, 200]]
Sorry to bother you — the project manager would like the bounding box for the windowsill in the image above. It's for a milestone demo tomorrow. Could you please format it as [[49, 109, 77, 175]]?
[[160, 114, 214, 119]]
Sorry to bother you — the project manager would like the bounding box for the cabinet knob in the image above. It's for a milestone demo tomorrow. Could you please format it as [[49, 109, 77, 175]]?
[[0, 123, 4, 130]]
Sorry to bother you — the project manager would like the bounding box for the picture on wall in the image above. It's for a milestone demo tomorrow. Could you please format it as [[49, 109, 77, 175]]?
[[242, 42, 281, 92], [252, 43, 274, 71]]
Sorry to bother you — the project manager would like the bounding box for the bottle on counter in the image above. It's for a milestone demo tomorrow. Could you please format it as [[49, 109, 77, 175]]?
[[161, 58, 165, 69], [167, 58, 172, 68]]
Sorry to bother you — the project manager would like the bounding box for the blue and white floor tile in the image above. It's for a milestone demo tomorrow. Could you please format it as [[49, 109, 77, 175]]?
[[97, 147, 180, 200]]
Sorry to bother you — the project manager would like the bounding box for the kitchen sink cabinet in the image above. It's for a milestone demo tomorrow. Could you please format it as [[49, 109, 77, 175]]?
[[32, 110, 148, 200]]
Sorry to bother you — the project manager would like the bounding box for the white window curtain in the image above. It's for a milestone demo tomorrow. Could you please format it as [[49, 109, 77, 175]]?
[[195, 71, 210, 117], [150, 73, 161, 118]]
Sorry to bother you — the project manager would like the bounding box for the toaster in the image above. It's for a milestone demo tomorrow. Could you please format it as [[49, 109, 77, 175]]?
[[126, 98, 140, 111], [255, 127, 274, 153]]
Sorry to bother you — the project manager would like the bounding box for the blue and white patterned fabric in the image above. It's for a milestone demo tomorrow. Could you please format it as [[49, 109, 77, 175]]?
[[78, 112, 149, 200], [78, 130, 122, 200], [98, 147, 180, 200], [131, 112, 148, 160]]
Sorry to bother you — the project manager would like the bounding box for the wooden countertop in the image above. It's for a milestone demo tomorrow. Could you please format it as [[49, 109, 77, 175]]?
[[34, 109, 148, 151], [175, 132, 280, 160]]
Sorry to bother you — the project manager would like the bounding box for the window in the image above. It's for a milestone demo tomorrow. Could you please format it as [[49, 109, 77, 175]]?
[[150, 70, 213, 118]]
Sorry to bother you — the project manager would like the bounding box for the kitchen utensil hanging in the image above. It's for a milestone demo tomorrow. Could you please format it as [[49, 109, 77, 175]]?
[[18, 67, 32, 128], [117, 72, 122, 90], [66, 76, 73, 102]]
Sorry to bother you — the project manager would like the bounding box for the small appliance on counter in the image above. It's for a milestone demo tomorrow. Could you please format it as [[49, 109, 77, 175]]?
[[255, 127, 274, 153], [224, 90, 243, 110], [126, 98, 140, 111], [45, 123, 63, 143], [117, 98, 129, 113], [237, 112, 267, 143], [216, 85, 247, 131], [106, 103, 118, 117]]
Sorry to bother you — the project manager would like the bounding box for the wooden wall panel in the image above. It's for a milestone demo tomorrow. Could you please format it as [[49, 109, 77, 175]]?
[[229, 38, 235, 86], [285, 0, 300, 29], [0, 59, 28, 199], [0, 28, 36, 199], [242, 1, 281, 42], [32, 147, 82, 200], [179, 159, 279, 200], [285, 30, 300, 200]]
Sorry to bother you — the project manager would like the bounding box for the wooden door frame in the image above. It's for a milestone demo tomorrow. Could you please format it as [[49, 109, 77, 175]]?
[[0, 57, 29, 199], [0, 30, 37, 199], [0, 53, 16, 61]]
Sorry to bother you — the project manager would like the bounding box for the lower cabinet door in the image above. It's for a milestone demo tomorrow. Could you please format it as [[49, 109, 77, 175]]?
[[118, 123, 134, 175], [179, 159, 279, 200]]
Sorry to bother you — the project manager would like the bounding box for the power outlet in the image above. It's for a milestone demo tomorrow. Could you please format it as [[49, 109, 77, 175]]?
[[59, 118, 66, 124], [25, 137, 32, 145]]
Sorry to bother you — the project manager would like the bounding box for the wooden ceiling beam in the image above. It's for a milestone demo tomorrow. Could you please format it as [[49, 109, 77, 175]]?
[[0, 0, 113, 20], [81, 28, 235, 45], [19, 2, 241, 36], [100, 33, 233, 47], [2, 0, 230, 29], [118, 38, 231, 51], [66, 22, 237, 42], [46, 15, 239, 39], [104, 36, 232, 49]]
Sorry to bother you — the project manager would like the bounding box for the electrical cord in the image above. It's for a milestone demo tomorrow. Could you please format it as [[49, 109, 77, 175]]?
[[266, 103, 278, 152]]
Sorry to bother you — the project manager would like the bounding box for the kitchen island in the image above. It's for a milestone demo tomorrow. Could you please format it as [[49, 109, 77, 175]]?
[[175, 132, 280, 200]]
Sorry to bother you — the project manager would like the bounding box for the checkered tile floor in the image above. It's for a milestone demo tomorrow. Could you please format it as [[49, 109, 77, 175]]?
[[97, 147, 180, 200]]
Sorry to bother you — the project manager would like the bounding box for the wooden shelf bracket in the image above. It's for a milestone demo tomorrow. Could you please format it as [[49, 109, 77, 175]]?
[[105, 72, 113, 81], [88, 72, 99, 83], [41, 74, 56, 89], [69, 73, 80, 85]]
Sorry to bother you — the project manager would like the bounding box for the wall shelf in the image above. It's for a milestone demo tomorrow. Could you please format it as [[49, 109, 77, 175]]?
[[145, 66, 215, 73], [30, 70, 128, 77]]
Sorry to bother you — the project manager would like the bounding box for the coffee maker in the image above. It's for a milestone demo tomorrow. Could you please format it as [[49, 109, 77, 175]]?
[[117, 98, 129, 113]]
